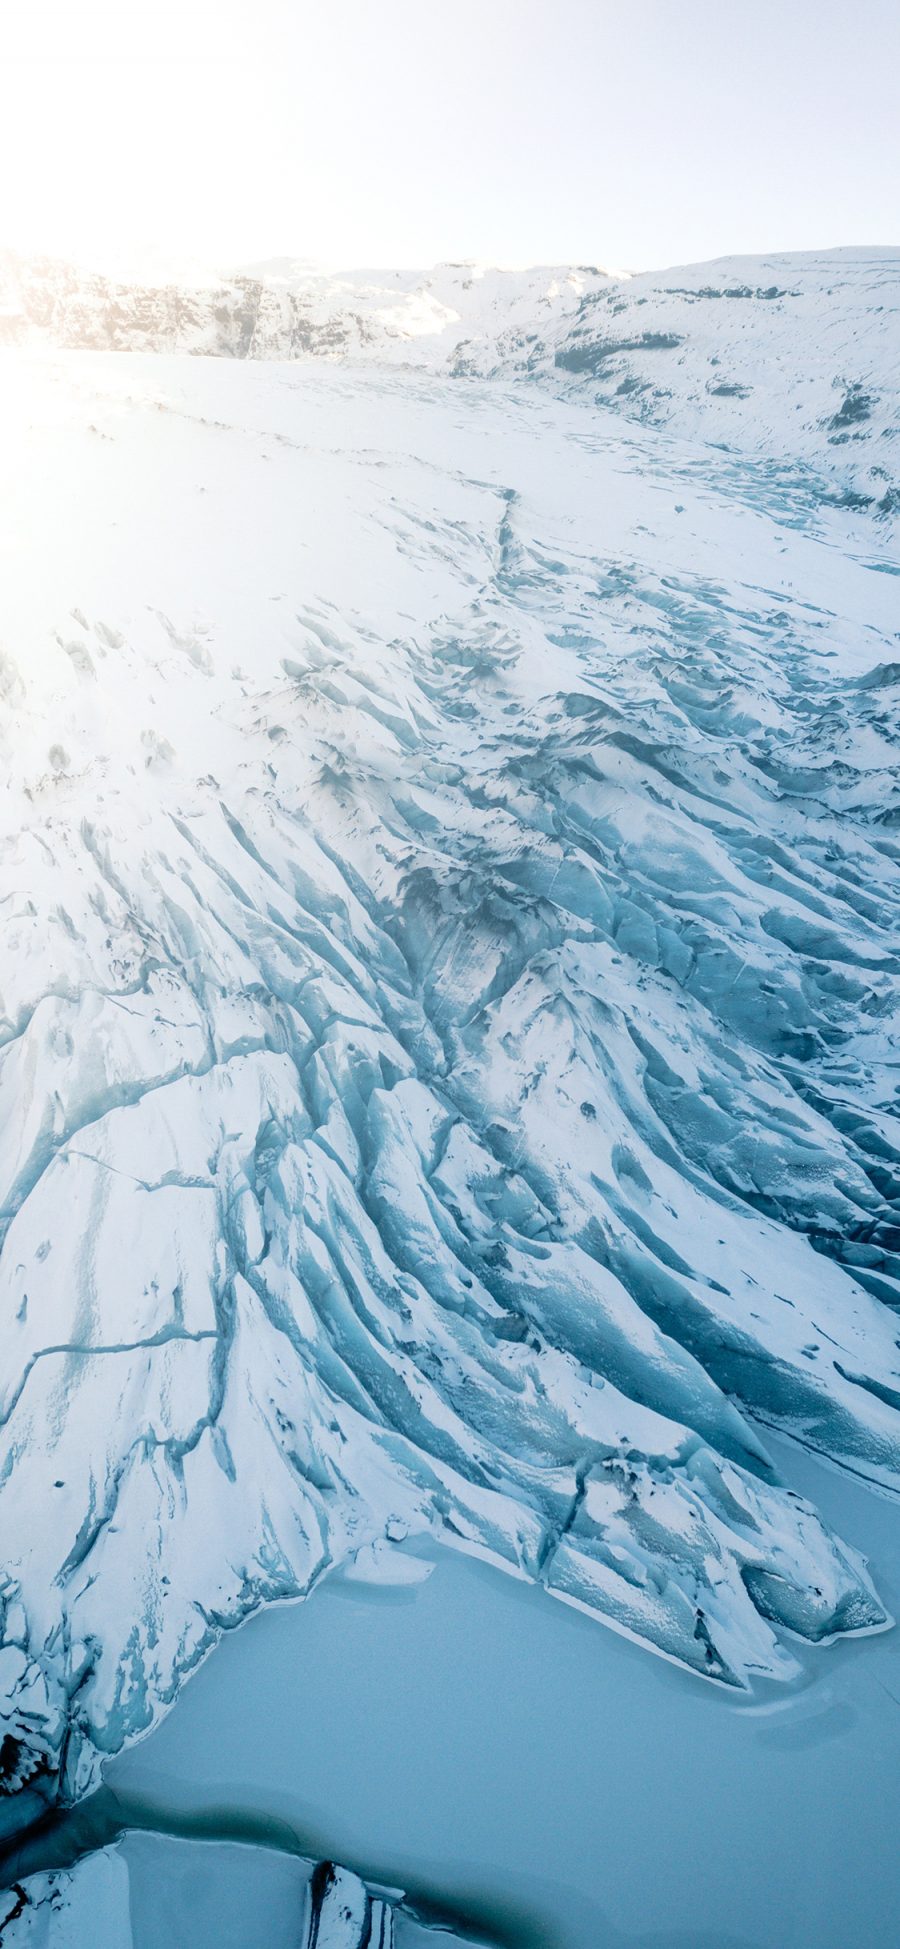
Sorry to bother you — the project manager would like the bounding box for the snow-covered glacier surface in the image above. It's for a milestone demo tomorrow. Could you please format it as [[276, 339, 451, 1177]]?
[[0, 307, 898, 1879], [4, 246, 898, 517]]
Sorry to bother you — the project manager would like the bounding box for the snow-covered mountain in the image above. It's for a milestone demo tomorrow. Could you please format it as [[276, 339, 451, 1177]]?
[[0, 251, 607, 365], [468, 248, 900, 517], [0, 251, 898, 1858]]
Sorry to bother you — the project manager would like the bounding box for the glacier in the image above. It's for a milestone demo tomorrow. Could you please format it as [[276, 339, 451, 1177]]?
[[0, 250, 898, 1876]]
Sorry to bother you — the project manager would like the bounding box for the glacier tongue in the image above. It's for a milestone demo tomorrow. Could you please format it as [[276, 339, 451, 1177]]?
[[0, 339, 898, 1819]]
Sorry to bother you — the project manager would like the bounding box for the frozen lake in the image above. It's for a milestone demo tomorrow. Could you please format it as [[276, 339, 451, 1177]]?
[[17, 1433, 890, 1948]]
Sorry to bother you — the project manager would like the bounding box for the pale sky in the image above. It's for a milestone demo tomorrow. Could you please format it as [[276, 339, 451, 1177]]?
[[1, 0, 898, 274]]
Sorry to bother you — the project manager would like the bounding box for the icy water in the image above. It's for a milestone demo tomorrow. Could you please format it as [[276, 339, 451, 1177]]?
[[7, 1435, 897, 1948]]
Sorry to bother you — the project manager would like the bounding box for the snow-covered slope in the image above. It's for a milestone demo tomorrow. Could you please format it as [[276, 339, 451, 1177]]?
[[0, 290, 898, 1833], [456, 247, 900, 516]]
